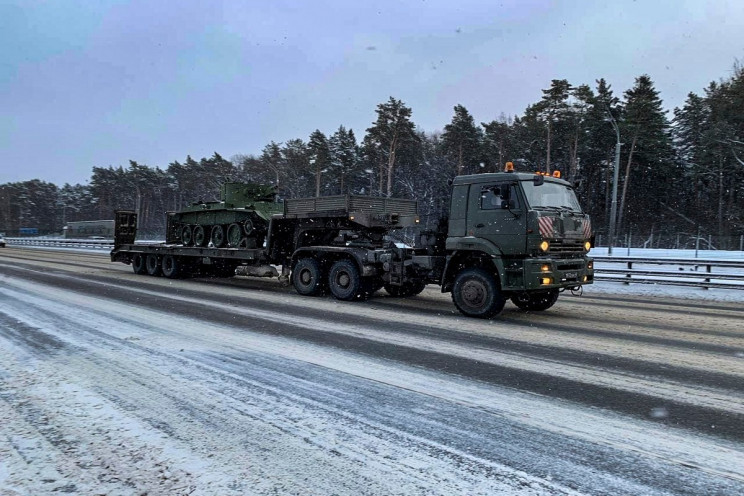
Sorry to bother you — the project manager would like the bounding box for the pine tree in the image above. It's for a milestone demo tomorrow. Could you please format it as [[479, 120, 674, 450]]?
[[364, 97, 419, 196], [482, 114, 513, 172], [618, 74, 675, 234], [308, 130, 331, 196], [329, 126, 359, 194], [441, 104, 483, 175]]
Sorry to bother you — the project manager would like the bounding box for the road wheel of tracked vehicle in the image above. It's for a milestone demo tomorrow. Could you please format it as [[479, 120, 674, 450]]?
[[451, 268, 505, 318], [328, 259, 362, 301], [193, 225, 206, 247], [132, 253, 147, 275], [161, 254, 183, 279], [227, 223, 242, 247], [211, 225, 225, 247], [292, 258, 324, 296], [181, 225, 193, 246], [511, 289, 559, 311], [145, 254, 162, 276], [243, 218, 254, 236]]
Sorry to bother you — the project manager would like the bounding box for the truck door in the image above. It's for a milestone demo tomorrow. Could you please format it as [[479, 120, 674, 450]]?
[[468, 182, 526, 256]]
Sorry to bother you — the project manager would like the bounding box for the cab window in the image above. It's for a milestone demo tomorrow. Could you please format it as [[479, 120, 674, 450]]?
[[480, 184, 519, 210]]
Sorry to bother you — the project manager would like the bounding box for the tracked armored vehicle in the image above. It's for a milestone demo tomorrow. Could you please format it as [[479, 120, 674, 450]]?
[[169, 182, 281, 249]]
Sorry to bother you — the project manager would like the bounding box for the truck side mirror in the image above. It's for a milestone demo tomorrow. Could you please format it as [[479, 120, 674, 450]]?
[[533, 175, 544, 186]]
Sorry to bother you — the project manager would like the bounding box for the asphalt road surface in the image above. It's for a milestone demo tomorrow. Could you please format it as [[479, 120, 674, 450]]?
[[1, 247, 743, 495]]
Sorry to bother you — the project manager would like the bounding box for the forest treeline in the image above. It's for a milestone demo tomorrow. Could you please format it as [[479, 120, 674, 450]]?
[[1, 65, 743, 247]]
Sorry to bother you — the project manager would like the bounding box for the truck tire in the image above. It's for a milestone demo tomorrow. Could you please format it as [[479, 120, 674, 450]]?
[[328, 259, 361, 301], [145, 254, 162, 276], [451, 267, 505, 318], [132, 253, 147, 275], [293, 258, 324, 296], [511, 289, 559, 311], [161, 254, 183, 279]]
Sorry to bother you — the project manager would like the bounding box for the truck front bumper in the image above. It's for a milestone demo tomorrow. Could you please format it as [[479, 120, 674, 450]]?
[[523, 257, 593, 291]]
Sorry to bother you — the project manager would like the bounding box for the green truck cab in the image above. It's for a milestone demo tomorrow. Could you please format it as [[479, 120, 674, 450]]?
[[441, 166, 593, 317]]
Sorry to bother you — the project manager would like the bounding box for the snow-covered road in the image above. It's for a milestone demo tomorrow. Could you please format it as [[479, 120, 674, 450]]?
[[1, 247, 743, 495]]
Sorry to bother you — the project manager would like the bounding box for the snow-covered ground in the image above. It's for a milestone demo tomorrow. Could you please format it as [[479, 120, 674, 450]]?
[[1, 248, 744, 495]]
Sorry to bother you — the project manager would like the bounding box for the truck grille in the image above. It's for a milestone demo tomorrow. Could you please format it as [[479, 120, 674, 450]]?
[[549, 239, 586, 255]]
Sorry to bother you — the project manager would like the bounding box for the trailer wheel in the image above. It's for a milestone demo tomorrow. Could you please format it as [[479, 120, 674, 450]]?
[[226, 223, 242, 247], [132, 253, 147, 275], [451, 268, 504, 318], [211, 225, 226, 247], [293, 258, 324, 296], [145, 254, 162, 276], [193, 225, 207, 246], [181, 225, 193, 246], [511, 289, 559, 311], [161, 254, 183, 279], [328, 259, 362, 301]]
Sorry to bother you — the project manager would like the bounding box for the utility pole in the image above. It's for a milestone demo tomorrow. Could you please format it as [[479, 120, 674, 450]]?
[[607, 111, 622, 255]]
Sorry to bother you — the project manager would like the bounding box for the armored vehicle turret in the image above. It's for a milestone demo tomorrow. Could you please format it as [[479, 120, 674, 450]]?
[[170, 182, 282, 248]]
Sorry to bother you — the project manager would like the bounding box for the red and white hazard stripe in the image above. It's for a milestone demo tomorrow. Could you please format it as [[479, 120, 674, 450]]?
[[538, 216, 554, 238], [582, 218, 592, 239]]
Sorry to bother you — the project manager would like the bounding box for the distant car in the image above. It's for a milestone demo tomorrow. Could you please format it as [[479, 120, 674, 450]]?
[[0, 235, 5, 248]]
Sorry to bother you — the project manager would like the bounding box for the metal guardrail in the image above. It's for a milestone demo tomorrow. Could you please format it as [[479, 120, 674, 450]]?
[[4, 240, 743, 290], [5, 238, 114, 249], [592, 256, 744, 290]]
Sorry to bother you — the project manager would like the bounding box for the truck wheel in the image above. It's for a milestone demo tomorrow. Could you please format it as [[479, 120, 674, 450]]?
[[211, 225, 226, 247], [161, 254, 183, 279], [181, 225, 193, 246], [132, 253, 147, 275], [511, 289, 559, 311], [145, 254, 162, 276], [227, 223, 242, 247], [293, 258, 324, 296], [452, 268, 505, 318], [328, 259, 361, 301], [193, 225, 206, 246]]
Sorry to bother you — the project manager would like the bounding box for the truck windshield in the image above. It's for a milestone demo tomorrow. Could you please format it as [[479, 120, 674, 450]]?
[[521, 180, 582, 212]]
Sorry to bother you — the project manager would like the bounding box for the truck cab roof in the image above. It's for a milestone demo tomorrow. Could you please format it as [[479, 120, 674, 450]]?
[[452, 172, 571, 187]]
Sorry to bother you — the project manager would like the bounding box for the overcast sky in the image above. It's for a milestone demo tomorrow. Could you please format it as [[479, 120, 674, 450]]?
[[1, 0, 743, 186]]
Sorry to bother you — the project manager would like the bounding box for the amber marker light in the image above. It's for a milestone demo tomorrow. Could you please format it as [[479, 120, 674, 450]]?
[[539, 240, 550, 252]]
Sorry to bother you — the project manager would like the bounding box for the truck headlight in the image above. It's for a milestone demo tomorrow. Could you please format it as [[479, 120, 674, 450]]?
[[539, 240, 549, 252]]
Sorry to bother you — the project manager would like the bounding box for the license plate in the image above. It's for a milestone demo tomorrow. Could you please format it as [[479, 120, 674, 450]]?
[[565, 272, 577, 279]]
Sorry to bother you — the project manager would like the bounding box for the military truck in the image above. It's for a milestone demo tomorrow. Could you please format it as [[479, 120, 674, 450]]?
[[111, 164, 593, 318]]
